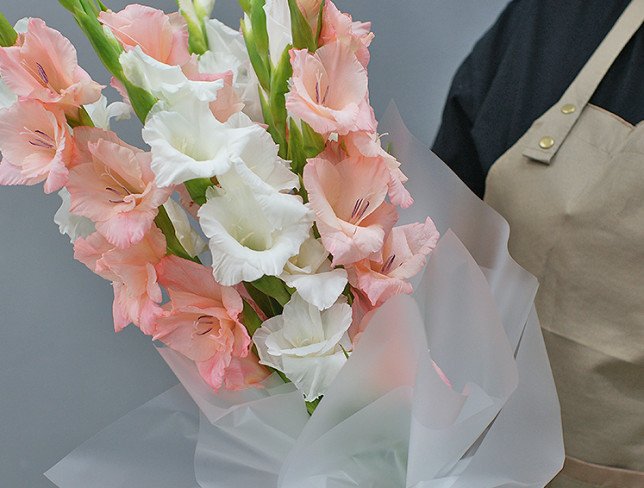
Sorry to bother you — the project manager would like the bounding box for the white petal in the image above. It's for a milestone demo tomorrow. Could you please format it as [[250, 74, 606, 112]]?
[[163, 198, 207, 257], [54, 188, 95, 243], [84, 95, 131, 130], [0, 78, 16, 109], [252, 292, 352, 400], [14, 17, 29, 34], [282, 269, 348, 310], [282, 350, 347, 401], [142, 102, 234, 187], [264, 0, 292, 66], [120, 47, 224, 107], [201, 19, 263, 121], [198, 183, 312, 286]]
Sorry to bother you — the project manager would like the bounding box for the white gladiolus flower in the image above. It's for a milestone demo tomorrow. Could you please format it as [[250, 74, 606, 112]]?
[[226, 114, 300, 192], [0, 78, 16, 109], [253, 293, 352, 401], [281, 236, 348, 310], [54, 188, 95, 243], [163, 198, 207, 258], [200, 19, 262, 121], [198, 177, 313, 286], [142, 102, 236, 187], [120, 46, 224, 107], [264, 0, 292, 66], [83, 95, 131, 130]]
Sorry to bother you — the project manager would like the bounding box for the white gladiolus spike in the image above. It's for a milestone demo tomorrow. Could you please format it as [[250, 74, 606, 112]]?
[[281, 237, 348, 310], [198, 178, 313, 286], [253, 293, 352, 401], [264, 0, 292, 66], [162, 198, 207, 258], [120, 46, 224, 107], [54, 188, 95, 243], [200, 19, 262, 121]]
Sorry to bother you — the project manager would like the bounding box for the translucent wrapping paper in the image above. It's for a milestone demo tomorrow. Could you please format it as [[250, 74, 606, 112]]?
[[46, 106, 564, 488]]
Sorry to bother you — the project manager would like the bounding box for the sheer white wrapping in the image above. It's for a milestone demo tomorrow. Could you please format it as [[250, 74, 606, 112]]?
[[45, 106, 564, 488]]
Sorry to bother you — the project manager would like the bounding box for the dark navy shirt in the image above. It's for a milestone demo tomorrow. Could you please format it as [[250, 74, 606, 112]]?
[[432, 0, 644, 197]]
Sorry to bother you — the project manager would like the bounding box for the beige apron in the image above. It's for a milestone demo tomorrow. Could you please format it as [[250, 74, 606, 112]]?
[[484, 1, 644, 487]]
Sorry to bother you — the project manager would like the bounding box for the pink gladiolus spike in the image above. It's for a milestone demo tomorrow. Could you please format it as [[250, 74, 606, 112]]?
[[0, 18, 102, 116], [154, 256, 269, 391], [0, 100, 72, 193], [99, 5, 190, 66], [66, 127, 173, 249]]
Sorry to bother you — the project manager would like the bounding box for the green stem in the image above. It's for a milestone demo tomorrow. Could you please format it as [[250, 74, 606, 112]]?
[[154, 206, 201, 263]]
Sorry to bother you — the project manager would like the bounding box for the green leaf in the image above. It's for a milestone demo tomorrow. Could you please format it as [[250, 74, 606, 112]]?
[[250, 0, 269, 63], [269, 46, 293, 154], [238, 0, 252, 14], [241, 299, 263, 337], [287, 0, 316, 51], [154, 205, 201, 263], [251, 276, 292, 306], [241, 20, 271, 91], [66, 106, 95, 128], [300, 120, 325, 157], [288, 119, 306, 174], [0, 12, 17, 47], [184, 178, 213, 206], [306, 396, 321, 415], [243, 282, 282, 317]]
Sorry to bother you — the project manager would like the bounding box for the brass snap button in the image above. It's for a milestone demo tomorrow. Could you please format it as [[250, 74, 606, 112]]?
[[539, 136, 555, 149], [561, 104, 576, 114]]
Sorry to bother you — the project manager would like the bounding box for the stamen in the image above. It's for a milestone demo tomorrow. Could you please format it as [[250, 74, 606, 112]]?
[[315, 80, 321, 104], [322, 85, 330, 104], [29, 139, 54, 149], [36, 62, 49, 85], [194, 315, 215, 336], [351, 198, 363, 219], [350, 198, 371, 222], [381, 254, 396, 274]]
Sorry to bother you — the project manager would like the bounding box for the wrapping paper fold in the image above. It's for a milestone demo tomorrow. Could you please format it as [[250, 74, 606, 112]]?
[[45, 105, 564, 488]]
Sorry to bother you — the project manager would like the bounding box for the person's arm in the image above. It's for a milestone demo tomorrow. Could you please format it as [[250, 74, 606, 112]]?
[[432, 1, 520, 199], [432, 56, 486, 198]]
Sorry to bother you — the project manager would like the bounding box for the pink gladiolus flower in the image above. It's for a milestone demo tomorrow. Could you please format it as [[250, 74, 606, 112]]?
[[66, 128, 173, 249], [286, 42, 370, 136], [0, 18, 102, 116], [304, 153, 398, 266], [0, 100, 72, 193], [320, 1, 374, 67], [348, 218, 440, 307], [74, 227, 167, 334], [155, 256, 269, 391], [99, 5, 191, 66], [342, 131, 413, 208]]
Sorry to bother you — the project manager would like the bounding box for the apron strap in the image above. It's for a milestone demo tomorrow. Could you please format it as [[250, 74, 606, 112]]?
[[522, 0, 644, 164]]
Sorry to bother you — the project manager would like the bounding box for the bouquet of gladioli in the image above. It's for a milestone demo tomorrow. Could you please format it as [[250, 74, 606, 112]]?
[[0, 2, 564, 487]]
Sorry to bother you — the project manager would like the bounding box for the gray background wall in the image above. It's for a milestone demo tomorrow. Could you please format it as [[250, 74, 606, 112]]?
[[0, 1, 509, 486]]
